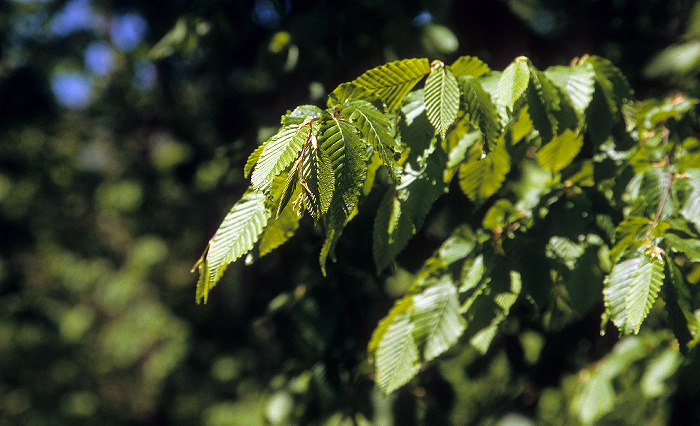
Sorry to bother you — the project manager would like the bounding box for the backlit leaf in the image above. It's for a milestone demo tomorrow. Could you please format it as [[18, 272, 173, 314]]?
[[460, 76, 502, 151], [450, 55, 489, 78], [603, 254, 665, 334], [197, 191, 270, 303], [545, 63, 596, 115], [537, 129, 583, 173], [411, 280, 466, 361], [251, 124, 307, 190], [424, 64, 460, 139], [352, 58, 431, 111], [498, 58, 530, 110], [458, 137, 510, 205]]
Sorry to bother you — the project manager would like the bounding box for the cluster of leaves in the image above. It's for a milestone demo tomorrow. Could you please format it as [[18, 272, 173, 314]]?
[[195, 54, 700, 395]]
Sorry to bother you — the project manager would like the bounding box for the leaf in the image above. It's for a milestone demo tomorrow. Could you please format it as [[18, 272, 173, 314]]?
[[281, 105, 324, 125], [352, 58, 431, 111], [537, 129, 583, 173], [340, 99, 400, 181], [460, 76, 502, 151], [450, 55, 490, 78], [251, 124, 307, 190], [424, 65, 460, 139], [584, 55, 633, 114], [497, 57, 530, 110], [526, 67, 578, 143], [197, 191, 270, 303], [299, 138, 334, 220], [610, 216, 651, 262], [664, 231, 700, 262], [458, 137, 510, 205], [663, 258, 700, 352], [317, 117, 368, 274], [680, 169, 700, 229], [411, 280, 466, 361], [327, 82, 373, 107], [375, 312, 421, 394], [259, 189, 301, 257], [603, 254, 665, 334], [544, 63, 596, 115], [244, 142, 266, 178], [374, 145, 447, 273]]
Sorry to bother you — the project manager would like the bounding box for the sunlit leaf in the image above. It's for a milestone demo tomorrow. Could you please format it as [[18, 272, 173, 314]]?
[[603, 254, 665, 334], [498, 58, 530, 110], [458, 137, 510, 205], [352, 58, 431, 111], [537, 129, 583, 173], [450, 55, 490, 78], [424, 64, 460, 139], [197, 191, 270, 303], [411, 280, 466, 361], [460, 76, 502, 151], [545, 62, 596, 115], [251, 124, 307, 190]]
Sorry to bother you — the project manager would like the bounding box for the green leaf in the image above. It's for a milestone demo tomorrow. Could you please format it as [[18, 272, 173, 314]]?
[[603, 254, 665, 334], [664, 231, 700, 262], [340, 99, 400, 181], [584, 55, 633, 115], [544, 62, 596, 115], [411, 280, 466, 361], [680, 170, 700, 229], [352, 58, 430, 111], [197, 191, 270, 303], [424, 65, 460, 139], [610, 216, 651, 262], [327, 82, 373, 108], [374, 145, 447, 273], [460, 76, 502, 151], [281, 105, 324, 125], [317, 117, 368, 274], [299, 140, 335, 220], [244, 142, 266, 178], [526, 67, 578, 143], [450, 55, 489, 78], [375, 312, 421, 394], [259, 189, 301, 257], [251, 124, 307, 190], [537, 129, 583, 173], [663, 258, 700, 352], [498, 58, 530, 110], [458, 137, 510, 205]]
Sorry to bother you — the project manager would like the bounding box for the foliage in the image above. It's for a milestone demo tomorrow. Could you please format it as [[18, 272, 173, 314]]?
[[4, 0, 700, 424], [196, 50, 700, 408]]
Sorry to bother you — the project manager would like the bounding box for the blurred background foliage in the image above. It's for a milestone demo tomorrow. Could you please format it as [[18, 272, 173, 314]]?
[[1, 0, 700, 424]]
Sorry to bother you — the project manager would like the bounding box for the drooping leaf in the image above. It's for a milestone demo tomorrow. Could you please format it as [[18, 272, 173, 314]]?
[[374, 144, 448, 273], [584, 55, 633, 115], [369, 297, 421, 394], [352, 58, 431, 111], [340, 99, 401, 181], [680, 169, 700, 229], [196, 190, 270, 303], [460, 76, 502, 151], [526, 67, 578, 143], [244, 141, 266, 178], [259, 187, 301, 257], [537, 129, 583, 173], [458, 137, 510, 205], [603, 254, 665, 334], [411, 280, 466, 361], [664, 230, 700, 262], [299, 138, 335, 220], [424, 64, 460, 139], [663, 258, 700, 352], [545, 62, 596, 115], [251, 124, 308, 190], [450, 55, 490, 78], [497, 57, 530, 110], [317, 116, 368, 274]]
